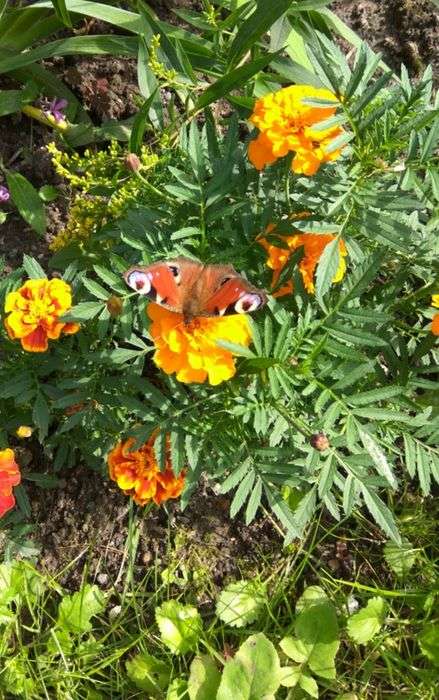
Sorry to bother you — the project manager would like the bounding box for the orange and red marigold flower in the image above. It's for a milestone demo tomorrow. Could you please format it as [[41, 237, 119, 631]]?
[[248, 84, 346, 176], [147, 302, 252, 385], [4, 278, 79, 352], [259, 220, 347, 297], [0, 448, 21, 519], [108, 433, 185, 506], [431, 295, 439, 336]]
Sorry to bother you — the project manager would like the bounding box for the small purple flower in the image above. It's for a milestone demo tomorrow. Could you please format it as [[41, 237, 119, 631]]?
[[41, 97, 68, 123], [0, 185, 10, 203]]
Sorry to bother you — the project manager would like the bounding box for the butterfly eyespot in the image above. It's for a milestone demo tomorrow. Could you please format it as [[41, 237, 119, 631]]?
[[126, 270, 152, 295], [234, 293, 263, 314], [219, 276, 233, 287], [166, 263, 181, 284]]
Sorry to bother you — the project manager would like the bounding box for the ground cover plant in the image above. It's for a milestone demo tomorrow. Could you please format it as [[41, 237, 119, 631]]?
[[1, 0, 439, 698]]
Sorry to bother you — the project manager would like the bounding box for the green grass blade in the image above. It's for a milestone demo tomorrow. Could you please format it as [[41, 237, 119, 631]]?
[[0, 35, 138, 74], [195, 51, 280, 110], [227, 0, 291, 67]]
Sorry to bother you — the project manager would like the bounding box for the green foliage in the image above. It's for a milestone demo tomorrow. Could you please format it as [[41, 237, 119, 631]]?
[[216, 579, 266, 628], [383, 537, 418, 578], [346, 596, 386, 645], [56, 583, 106, 635], [1, 4, 439, 695], [217, 633, 281, 700], [126, 651, 171, 694], [156, 600, 203, 655]]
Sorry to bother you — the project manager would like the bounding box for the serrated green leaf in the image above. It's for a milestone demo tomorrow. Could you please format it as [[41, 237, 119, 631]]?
[[361, 487, 401, 543], [348, 385, 403, 406], [383, 537, 417, 578], [359, 430, 397, 489], [126, 652, 171, 693], [347, 596, 386, 644], [155, 600, 202, 655], [216, 633, 281, 700], [82, 278, 109, 300], [188, 655, 221, 700], [299, 672, 319, 698], [57, 584, 105, 635], [294, 591, 339, 680], [22, 254, 47, 280], [315, 236, 341, 306], [418, 623, 439, 666], [403, 434, 416, 478], [230, 470, 255, 518], [245, 477, 262, 525], [62, 301, 104, 321], [216, 580, 265, 629], [280, 637, 309, 664]]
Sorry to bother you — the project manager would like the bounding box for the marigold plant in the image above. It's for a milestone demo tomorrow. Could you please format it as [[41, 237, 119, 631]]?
[[4, 278, 79, 352], [0, 448, 21, 518], [108, 433, 185, 506], [147, 303, 252, 385], [248, 85, 345, 175], [259, 224, 347, 296]]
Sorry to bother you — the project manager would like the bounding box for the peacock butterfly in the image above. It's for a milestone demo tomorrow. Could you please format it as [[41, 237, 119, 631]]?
[[124, 257, 266, 322]]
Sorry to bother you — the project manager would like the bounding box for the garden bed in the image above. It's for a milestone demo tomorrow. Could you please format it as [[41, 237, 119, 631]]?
[[0, 0, 439, 700]]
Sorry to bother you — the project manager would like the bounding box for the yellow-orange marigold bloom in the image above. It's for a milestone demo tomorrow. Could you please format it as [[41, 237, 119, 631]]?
[[16, 426, 33, 438], [248, 85, 345, 175], [429, 296, 439, 336], [147, 303, 252, 385], [0, 448, 21, 518], [4, 278, 79, 352], [108, 434, 185, 506], [259, 222, 347, 297]]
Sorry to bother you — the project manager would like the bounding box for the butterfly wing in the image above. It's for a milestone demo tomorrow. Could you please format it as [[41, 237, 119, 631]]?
[[201, 268, 267, 317], [124, 258, 203, 314]]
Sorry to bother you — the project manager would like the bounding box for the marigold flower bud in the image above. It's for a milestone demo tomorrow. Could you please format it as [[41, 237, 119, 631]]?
[[124, 153, 141, 172], [16, 426, 33, 438], [310, 432, 330, 451], [106, 295, 124, 317]]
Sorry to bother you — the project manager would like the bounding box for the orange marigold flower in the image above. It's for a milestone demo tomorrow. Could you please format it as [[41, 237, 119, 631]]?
[[259, 220, 347, 297], [0, 448, 21, 519], [248, 85, 346, 175], [4, 278, 79, 352], [16, 426, 33, 438], [108, 433, 185, 506], [429, 296, 439, 336], [147, 303, 252, 385]]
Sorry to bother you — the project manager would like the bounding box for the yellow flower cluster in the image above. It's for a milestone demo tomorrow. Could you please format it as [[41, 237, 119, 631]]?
[[48, 141, 159, 251], [47, 141, 158, 191], [147, 303, 252, 385], [50, 196, 108, 252], [148, 34, 178, 83], [248, 85, 345, 176], [259, 219, 347, 297]]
